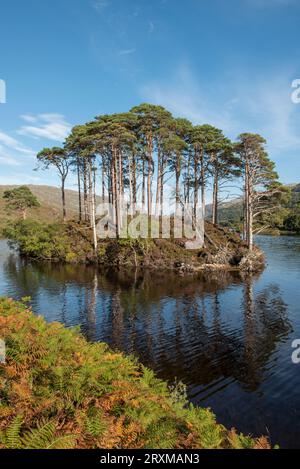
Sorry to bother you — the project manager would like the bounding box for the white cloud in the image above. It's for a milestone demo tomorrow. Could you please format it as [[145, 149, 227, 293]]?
[[92, 0, 110, 12], [0, 130, 34, 155], [140, 63, 238, 134], [118, 48, 136, 56], [20, 114, 38, 123], [140, 63, 300, 155], [18, 114, 72, 142], [0, 145, 21, 167], [241, 77, 300, 152], [0, 173, 41, 185], [148, 21, 154, 34]]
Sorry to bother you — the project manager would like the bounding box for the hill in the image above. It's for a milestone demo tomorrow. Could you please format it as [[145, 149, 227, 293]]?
[[0, 184, 100, 234], [208, 183, 300, 232]]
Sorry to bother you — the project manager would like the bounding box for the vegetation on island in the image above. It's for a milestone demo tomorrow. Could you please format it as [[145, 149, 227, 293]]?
[[33, 103, 283, 252], [3, 218, 264, 272], [2, 103, 287, 271], [0, 298, 270, 449]]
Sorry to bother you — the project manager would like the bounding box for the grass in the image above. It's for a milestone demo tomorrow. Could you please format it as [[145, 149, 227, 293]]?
[[0, 298, 270, 449]]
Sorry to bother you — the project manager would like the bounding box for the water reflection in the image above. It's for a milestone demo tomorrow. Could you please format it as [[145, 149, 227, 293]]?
[[0, 238, 298, 447], [2, 251, 291, 394]]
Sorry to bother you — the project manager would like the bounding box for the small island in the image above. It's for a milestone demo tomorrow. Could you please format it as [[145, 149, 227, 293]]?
[[1, 104, 287, 275]]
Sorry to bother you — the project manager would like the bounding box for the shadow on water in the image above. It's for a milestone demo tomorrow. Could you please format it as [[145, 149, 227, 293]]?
[[0, 238, 298, 447]]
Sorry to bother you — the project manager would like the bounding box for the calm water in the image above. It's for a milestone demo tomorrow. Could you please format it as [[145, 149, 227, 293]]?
[[1, 236, 300, 448]]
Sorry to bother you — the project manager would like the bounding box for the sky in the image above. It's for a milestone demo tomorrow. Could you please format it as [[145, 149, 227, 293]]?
[[1, 0, 300, 191]]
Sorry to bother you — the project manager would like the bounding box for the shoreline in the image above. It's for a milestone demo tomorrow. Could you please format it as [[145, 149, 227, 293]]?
[[3, 219, 266, 274]]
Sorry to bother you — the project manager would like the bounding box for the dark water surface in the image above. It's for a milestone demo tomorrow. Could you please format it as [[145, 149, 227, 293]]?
[[1, 236, 300, 448]]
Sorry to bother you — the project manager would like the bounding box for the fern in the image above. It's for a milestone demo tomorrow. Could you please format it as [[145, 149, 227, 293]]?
[[84, 409, 107, 438], [45, 435, 76, 449], [19, 418, 76, 449], [21, 419, 56, 449], [0, 414, 23, 449]]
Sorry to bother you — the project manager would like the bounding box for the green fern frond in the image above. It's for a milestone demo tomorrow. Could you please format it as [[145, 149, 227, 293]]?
[[21, 419, 56, 449], [85, 409, 107, 438], [0, 414, 23, 449], [45, 434, 76, 449]]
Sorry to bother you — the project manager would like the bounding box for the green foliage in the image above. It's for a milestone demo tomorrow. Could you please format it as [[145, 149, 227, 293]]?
[[0, 416, 75, 449], [3, 220, 95, 262], [283, 210, 300, 233], [0, 298, 270, 449], [0, 414, 23, 449], [3, 186, 40, 219], [3, 220, 67, 259]]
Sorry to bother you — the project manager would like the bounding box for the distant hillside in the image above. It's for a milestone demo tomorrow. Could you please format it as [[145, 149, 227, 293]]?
[[0, 184, 83, 233], [207, 183, 300, 230]]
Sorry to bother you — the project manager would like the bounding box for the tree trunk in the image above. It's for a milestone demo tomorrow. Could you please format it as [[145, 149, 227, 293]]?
[[160, 160, 165, 234], [200, 151, 205, 221], [155, 147, 161, 215], [132, 156, 137, 214], [102, 162, 105, 203], [142, 159, 145, 212], [112, 146, 119, 239], [193, 151, 199, 230], [128, 154, 134, 217], [61, 177, 66, 222], [245, 157, 253, 250], [77, 159, 82, 222], [175, 166, 180, 216], [212, 169, 218, 226], [89, 161, 98, 254], [186, 152, 191, 204], [83, 160, 88, 222], [147, 135, 153, 237]]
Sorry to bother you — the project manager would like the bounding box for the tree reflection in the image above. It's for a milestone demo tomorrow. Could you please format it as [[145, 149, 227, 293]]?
[[2, 247, 292, 397]]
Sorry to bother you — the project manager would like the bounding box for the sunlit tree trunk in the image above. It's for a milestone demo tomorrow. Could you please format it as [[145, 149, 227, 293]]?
[[200, 150, 206, 222], [77, 158, 82, 222], [61, 176, 67, 222]]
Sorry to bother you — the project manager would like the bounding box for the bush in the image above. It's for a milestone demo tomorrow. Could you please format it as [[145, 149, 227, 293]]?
[[0, 298, 270, 449], [3, 220, 95, 263]]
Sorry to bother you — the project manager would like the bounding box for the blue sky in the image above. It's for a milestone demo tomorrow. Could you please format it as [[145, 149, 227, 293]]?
[[1, 0, 300, 190]]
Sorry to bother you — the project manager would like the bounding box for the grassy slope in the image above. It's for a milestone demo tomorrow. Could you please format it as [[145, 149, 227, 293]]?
[[0, 298, 270, 449], [0, 184, 89, 234]]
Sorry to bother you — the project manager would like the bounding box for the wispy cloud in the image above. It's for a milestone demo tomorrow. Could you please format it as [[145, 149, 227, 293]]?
[[92, 0, 110, 12], [0, 145, 21, 166], [140, 63, 300, 154], [140, 64, 238, 134], [148, 21, 154, 34], [20, 114, 38, 123], [18, 114, 72, 142], [0, 173, 42, 185], [118, 48, 136, 56], [0, 130, 34, 155]]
